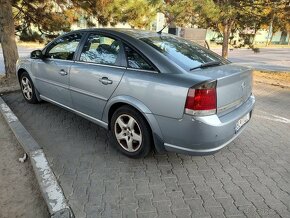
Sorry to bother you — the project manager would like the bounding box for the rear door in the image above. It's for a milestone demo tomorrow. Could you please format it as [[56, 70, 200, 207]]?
[[33, 33, 83, 107], [69, 32, 126, 120]]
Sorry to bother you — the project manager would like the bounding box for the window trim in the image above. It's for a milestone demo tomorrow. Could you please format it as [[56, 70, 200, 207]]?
[[43, 33, 85, 61], [75, 31, 126, 68], [122, 42, 159, 73]]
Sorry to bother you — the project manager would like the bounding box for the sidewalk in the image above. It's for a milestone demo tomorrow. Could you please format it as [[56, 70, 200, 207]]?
[[0, 113, 48, 218]]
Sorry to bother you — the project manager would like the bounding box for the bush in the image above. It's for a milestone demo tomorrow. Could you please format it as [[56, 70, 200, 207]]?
[[19, 30, 44, 43]]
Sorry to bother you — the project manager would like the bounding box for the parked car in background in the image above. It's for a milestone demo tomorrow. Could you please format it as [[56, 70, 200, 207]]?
[[16, 28, 255, 158]]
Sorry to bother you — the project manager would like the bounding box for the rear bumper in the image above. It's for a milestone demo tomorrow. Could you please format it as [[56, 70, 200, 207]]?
[[156, 95, 255, 155]]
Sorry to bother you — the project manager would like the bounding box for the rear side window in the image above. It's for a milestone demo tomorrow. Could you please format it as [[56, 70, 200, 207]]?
[[141, 36, 229, 71], [80, 33, 121, 66], [46, 33, 83, 60], [124, 45, 155, 71]]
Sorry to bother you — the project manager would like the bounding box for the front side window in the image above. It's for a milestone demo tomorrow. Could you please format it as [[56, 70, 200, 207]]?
[[125, 46, 155, 71], [80, 34, 120, 65], [141, 36, 229, 71], [46, 33, 83, 60]]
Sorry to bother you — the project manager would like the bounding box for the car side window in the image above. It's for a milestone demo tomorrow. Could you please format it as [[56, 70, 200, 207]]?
[[80, 34, 121, 65], [45, 33, 83, 60], [125, 45, 155, 71]]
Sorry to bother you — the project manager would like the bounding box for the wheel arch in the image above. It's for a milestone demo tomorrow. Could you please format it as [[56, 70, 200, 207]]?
[[17, 68, 41, 101], [103, 96, 166, 153], [17, 68, 28, 82]]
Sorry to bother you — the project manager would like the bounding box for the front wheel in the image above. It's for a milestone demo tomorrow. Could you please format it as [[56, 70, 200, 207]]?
[[20, 72, 39, 104], [111, 106, 152, 158]]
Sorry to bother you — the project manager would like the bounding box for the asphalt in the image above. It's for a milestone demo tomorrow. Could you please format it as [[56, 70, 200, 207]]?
[[2, 82, 290, 218], [212, 48, 290, 72]]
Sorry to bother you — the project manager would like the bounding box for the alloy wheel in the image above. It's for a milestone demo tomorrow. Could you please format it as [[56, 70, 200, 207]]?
[[114, 114, 142, 152], [21, 77, 33, 100]]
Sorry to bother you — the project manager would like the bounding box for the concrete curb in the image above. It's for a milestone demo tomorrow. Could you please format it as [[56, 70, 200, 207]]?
[[0, 97, 74, 218]]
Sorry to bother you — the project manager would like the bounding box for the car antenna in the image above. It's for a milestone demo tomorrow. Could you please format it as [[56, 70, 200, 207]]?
[[156, 10, 183, 35], [157, 25, 168, 34]]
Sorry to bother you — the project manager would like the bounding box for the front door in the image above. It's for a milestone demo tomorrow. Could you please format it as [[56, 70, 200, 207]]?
[[33, 33, 83, 107], [69, 33, 126, 120]]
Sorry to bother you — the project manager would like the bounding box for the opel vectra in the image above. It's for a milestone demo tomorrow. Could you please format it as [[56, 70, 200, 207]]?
[[16, 29, 255, 158]]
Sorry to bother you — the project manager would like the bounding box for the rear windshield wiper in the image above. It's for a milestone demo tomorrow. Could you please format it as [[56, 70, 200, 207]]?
[[190, 61, 221, 71]]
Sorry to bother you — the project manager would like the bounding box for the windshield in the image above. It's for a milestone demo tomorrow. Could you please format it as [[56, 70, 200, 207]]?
[[140, 36, 230, 71]]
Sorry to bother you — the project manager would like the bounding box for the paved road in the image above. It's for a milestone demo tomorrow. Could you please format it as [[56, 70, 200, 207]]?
[[212, 48, 290, 72], [2, 83, 290, 218], [0, 46, 289, 75], [0, 113, 49, 218]]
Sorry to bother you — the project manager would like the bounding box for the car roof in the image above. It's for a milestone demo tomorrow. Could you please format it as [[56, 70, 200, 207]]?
[[70, 28, 171, 39]]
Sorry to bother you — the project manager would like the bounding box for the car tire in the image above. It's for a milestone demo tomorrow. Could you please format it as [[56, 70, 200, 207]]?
[[110, 105, 152, 158], [20, 72, 39, 104]]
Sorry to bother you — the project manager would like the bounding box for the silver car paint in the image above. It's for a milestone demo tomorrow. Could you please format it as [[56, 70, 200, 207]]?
[[69, 62, 126, 120], [32, 59, 73, 107], [16, 28, 255, 155], [158, 95, 255, 154]]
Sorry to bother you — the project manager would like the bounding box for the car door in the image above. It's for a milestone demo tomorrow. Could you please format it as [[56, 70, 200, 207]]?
[[69, 32, 126, 120], [33, 33, 84, 107]]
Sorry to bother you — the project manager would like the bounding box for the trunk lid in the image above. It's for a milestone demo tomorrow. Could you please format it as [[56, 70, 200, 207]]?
[[190, 63, 253, 115]]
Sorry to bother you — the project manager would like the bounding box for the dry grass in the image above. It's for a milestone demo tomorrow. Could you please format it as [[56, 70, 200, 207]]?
[[208, 43, 290, 49], [0, 42, 45, 49], [0, 75, 20, 93], [254, 71, 290, 89], [17, 41, 45, 48]]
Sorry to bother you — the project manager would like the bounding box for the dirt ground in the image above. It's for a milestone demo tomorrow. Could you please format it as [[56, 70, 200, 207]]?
[[0, 76, 19, 94], [0, 113, 49, 218], [254, 71, 290, 88]]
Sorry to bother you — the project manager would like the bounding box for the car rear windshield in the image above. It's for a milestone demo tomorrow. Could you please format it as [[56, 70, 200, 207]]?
[[140, 36, 229, 71]]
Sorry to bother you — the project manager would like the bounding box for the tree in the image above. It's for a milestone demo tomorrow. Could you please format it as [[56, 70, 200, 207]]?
[[13, 1, 79, 38], [69, 0, 157, 29], [150, 0, 195, 28], [0, 0, 79, 79], [0, 0, 19, 79], [260, 0, 290, 46], [104, 0, 157, 29], [193, 0, 247, 58]]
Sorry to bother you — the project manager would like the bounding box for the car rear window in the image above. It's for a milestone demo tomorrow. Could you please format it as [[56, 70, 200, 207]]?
[[140, 36, 229, 71]]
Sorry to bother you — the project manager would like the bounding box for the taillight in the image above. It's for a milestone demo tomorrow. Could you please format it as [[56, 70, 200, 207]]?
[[185, 81, 217, 116]]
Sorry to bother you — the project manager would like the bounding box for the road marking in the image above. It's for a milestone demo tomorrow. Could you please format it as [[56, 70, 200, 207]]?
[[256, 110, 290, 124]]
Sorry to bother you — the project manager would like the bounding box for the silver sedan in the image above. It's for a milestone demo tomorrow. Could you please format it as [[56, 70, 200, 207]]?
[[16, 28, 255, 158]]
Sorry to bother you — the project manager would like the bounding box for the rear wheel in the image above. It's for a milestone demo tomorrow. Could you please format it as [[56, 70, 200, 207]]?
[[111, 106, 152, 158], [20, 72, 39, 104]]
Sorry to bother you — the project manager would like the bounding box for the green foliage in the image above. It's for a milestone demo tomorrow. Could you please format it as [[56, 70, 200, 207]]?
[[19, 29, 43, 42], [105, 0, 157, 28], [12, 0, 78, 36], [150, 0, 195, 27]]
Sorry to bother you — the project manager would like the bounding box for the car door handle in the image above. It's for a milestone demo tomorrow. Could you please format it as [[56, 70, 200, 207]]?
[[99, 77, 113, 85], [59, 69, 68, 76]]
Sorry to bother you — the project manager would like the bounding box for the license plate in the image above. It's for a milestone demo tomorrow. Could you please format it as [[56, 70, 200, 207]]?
[[236, 113, 250, 132]]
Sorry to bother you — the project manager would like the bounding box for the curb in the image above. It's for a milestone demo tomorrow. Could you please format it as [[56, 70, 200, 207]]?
[[0, 97, 74, 218]]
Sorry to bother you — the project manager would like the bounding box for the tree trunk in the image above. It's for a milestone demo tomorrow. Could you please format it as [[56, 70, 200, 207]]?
[[0, 0, 19, 79], [266, 12, 274, 47], [222, 19, 233, 59]]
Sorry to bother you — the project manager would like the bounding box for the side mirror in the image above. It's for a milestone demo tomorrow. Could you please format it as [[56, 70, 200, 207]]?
[[30, 50, 43, 59]]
